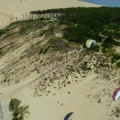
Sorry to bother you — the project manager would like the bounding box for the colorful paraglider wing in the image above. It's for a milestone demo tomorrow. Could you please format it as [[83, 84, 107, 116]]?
[[64, 112, 73, 120], [114, 90, 120, 101], [86, 39, 96, 48], [112, 87, 120, 101]]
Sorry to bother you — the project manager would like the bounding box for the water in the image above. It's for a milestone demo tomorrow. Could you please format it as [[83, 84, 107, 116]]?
[[80, 0, 120, 7]]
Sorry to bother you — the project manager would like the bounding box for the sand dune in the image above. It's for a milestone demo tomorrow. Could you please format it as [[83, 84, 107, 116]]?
[[1, 1, 119, 120], [0, 0, 101, 29], [0, 37, 119, 120]]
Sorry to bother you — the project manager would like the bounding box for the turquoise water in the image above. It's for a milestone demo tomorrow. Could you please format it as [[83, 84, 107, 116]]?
[[80, 0, 120, 7]]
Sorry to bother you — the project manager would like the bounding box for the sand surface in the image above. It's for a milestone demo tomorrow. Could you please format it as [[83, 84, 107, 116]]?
[[0, 39, 119, 120], [1, 1, 120, 120], [0, 0, 101, 29]]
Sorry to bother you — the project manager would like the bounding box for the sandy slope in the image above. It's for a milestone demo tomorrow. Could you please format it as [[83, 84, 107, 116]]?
[[0, 0, 101, 28], [0, 42, 119, 120], [1, 71, 119, 120], [0, 24, 119, 120], [0, 1, 119, 120]]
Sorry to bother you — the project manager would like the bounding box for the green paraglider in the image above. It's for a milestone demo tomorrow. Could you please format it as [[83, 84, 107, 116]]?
[[48, 18, 59, 23], [86, 39, 96, 48]]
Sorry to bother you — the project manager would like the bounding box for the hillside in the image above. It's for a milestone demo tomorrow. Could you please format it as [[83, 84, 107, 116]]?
[[0, 0, 100, 29], [0, 7, 120, 120]]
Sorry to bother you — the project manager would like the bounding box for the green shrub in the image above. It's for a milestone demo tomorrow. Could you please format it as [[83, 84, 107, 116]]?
[[116, 62, 120, 68], [104, 36, 120, 46], [39, 48, 43, 54], [19, 25, 27, 35], [9, 99, 21, 111], [89, 45, 100, 52], [0, 29, 6, 37], [9, 98, 29, 120], [112, 54, 120, 63]]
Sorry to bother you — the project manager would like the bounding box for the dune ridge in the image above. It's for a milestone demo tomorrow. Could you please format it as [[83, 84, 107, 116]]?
[[0, 0, 101, 29]]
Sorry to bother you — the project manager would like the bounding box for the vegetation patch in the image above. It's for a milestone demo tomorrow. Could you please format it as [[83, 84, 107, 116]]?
[[89, 45, 100, 52], [111, 54, 120, 63], [112, 107, 120, 118], [116, 62, 120, 68], [9, 98, 29, 120]]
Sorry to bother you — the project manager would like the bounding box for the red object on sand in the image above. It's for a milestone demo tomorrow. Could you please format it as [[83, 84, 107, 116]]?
[[112, 87, 120, 101]]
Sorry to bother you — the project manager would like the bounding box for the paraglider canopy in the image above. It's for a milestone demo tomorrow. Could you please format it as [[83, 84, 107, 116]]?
[[48, 18, 58, 23], [48, 19, 55, 23], [112, 87, 120, 101], [86, 39, 96, 48], [64, 112, 73, 120]]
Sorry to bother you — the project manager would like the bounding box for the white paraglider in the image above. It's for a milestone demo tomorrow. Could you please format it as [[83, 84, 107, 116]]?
[[112, 87, 120, 101], [86, 39, 96, 48]]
